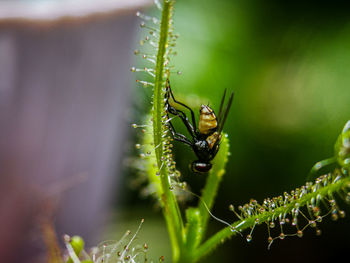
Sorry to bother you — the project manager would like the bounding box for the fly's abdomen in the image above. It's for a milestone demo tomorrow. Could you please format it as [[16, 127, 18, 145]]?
[[206, 132, 221, 149], [198, 105, 217, 134]]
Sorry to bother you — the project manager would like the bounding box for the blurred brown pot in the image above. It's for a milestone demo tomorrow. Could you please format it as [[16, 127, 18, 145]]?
[[0, 1, 150, 262]]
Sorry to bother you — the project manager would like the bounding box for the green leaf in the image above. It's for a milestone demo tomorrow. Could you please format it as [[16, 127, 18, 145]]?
[[198, 134, 230, 242]]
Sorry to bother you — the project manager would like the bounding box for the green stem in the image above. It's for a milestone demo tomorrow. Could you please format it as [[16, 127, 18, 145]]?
[[307, 157, 337, 182], [183, 208, 202, 261], [195, 175, 350, 260], [152, 1, 183, 261], [198, 135, 229, 242]]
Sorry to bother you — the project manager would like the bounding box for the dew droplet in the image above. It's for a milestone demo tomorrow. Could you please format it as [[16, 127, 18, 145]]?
[[316, 216, 322, 223], [140, 22, 146, 27], [268, 236, 273, 243], [309, 220, 316, 228], [132, 124, 138, 128], [346, 193, 350, 203], [246, 234, 252, 242], [63, 234, 71, 242], [279, 233, 285, 240], [316, 229, 322, 236], [229, 204, 234, 211], [331, 210, 339, 221], [135, 144, 141, 149], [339, 210, 346, 218], [156, 171, 160, 176], [270, 221, 275, 228], [297, 230, 303, 238], [329, 199, 336, 207], [313, 206, 320, 216], [134, 49, 140, 55]]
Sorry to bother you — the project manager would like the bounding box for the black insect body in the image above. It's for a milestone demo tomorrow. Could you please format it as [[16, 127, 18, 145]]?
[[165, 79, 234, 173]]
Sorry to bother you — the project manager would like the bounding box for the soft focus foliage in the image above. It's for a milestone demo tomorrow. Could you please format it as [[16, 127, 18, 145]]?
[[125, 0, 350, 262]]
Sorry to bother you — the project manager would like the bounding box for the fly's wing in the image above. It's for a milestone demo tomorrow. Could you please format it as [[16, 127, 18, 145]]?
[[217, 88, 227, 122], [217, 91, 234, 134]]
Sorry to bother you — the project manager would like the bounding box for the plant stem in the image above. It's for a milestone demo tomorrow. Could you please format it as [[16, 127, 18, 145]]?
[[152, 1, 183, 261], [195, 174, 350, 260], [198, 135, 229, 242]]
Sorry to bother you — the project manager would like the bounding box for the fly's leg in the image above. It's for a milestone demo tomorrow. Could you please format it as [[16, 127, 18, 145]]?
[[166, 117, 193, 146], [166, 79, 198, 133], [165, 97, 197, 139], [169, 105, 196, 137]]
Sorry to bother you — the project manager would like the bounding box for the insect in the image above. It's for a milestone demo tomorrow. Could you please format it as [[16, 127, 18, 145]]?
[[165, 79, 234, 173]]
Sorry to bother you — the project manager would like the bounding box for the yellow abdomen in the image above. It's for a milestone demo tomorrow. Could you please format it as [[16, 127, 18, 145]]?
[[206, 132, 221, 149], [198, 105, 218, 134]]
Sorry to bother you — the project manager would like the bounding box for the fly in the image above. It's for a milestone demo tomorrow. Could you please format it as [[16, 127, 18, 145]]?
[[165, 79, 234, 173]]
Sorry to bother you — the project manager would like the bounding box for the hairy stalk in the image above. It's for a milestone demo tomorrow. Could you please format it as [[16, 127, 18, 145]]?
[[152, 0, 171, 164], [193, 120, 350, 260], [134, 0, 187, 261], [195, 172, 350, 260], [151, 1, 184, 261], [61, 219, 152, 263]]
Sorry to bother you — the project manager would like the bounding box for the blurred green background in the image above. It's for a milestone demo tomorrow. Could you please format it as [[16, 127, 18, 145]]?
[[113, 0, 350, 262]]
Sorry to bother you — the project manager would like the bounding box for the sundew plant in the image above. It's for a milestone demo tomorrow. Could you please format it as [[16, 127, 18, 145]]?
[[130, 1, 350, 262]]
